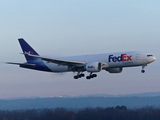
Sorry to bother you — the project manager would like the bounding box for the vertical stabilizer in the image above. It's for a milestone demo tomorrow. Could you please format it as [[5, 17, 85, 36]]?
[[18, 38, 39, 63]]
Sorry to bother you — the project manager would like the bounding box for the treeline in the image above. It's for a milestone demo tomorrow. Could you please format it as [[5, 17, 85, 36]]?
[[2, 96, 160, 110], [0, 106, 160, 120]]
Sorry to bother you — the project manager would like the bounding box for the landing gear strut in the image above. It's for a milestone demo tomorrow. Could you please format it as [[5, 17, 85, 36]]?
[[86, 73, 97, 79], [141, 65, 147, 73]]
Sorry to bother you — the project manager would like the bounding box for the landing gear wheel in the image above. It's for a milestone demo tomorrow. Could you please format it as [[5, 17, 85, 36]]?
[[74, 76, 78, 79], [93, 74, 97, 77], [90, 75, 94, 78], [86, 76, 91, 79], [81, 73, 85, 77], [86, 74, 97, 79], [141, 70, 145, 73], [77, 75, 82, 78]]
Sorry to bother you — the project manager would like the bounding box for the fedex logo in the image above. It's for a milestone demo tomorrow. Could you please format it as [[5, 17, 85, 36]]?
[[29, 51, 34, 54], [24, 51, 34, 55], [109, 54, 132, 62], [88, 66, 95, 68]]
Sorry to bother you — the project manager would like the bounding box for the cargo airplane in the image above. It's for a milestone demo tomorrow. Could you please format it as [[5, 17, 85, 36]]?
[[7, 38, 156, 79]]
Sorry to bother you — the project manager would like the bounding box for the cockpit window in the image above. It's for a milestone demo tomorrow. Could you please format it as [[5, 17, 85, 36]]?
[[147, 55, 153, 57]]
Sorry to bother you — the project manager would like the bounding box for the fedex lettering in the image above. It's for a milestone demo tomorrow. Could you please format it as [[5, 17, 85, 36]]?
[[24, 51, 34, 55], [88, 66, 95, 68], [29, 51, 34, 54], [109, 54, 132, 62]]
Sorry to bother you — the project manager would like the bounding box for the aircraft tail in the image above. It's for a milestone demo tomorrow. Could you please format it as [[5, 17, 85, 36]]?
[[18, 38, 40, 63]]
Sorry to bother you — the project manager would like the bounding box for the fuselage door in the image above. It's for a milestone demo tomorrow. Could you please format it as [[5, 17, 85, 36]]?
[[135, 54, 145, 64], [136, 54, 139, 60], [135, 54, 141, 64]]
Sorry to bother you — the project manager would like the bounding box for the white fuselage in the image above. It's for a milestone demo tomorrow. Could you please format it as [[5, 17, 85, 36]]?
[[9, 39, 156, 79], [44, 51, 156, 72]]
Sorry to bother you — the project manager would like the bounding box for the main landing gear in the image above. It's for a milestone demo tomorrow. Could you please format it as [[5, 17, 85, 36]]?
[[73, 73, 85, 79], [141, 65, 147, 73], [73, 72, 97, 79], [86, 74, 97, 79]]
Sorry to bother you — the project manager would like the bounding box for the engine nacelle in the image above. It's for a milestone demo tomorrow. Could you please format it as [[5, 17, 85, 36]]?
[[85, 62, 101, 72], [107, 68, 123, 73]]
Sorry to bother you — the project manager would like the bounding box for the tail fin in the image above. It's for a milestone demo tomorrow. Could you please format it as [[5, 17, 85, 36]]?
[[18, 38, 39, 63]]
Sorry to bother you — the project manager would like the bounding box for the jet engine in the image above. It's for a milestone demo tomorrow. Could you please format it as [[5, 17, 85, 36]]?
[[85, 62, 101, 72], [107, 68, 123, 73]]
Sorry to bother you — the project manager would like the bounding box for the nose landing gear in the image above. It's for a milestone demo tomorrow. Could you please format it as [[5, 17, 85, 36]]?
[[141, 65, 147, 73], [141, 70, 145, 73]]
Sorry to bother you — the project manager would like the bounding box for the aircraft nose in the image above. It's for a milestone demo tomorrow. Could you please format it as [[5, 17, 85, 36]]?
[[147, 56, 156, 63], [153, 56, 156, 61]]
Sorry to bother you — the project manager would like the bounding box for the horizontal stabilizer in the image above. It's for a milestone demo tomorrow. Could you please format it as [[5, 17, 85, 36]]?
[[6, 62, 35, 66]]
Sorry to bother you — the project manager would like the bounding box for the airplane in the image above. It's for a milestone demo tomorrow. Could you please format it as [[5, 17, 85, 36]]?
[[7, 38, 156, 79]]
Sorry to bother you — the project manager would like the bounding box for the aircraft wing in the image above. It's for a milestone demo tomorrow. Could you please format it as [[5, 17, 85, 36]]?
[[6, 62, 35, 66], [27, 54, 86, 67]]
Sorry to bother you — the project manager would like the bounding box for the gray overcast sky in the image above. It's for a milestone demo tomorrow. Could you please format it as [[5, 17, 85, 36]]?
[[0, 0, 160, 99]]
